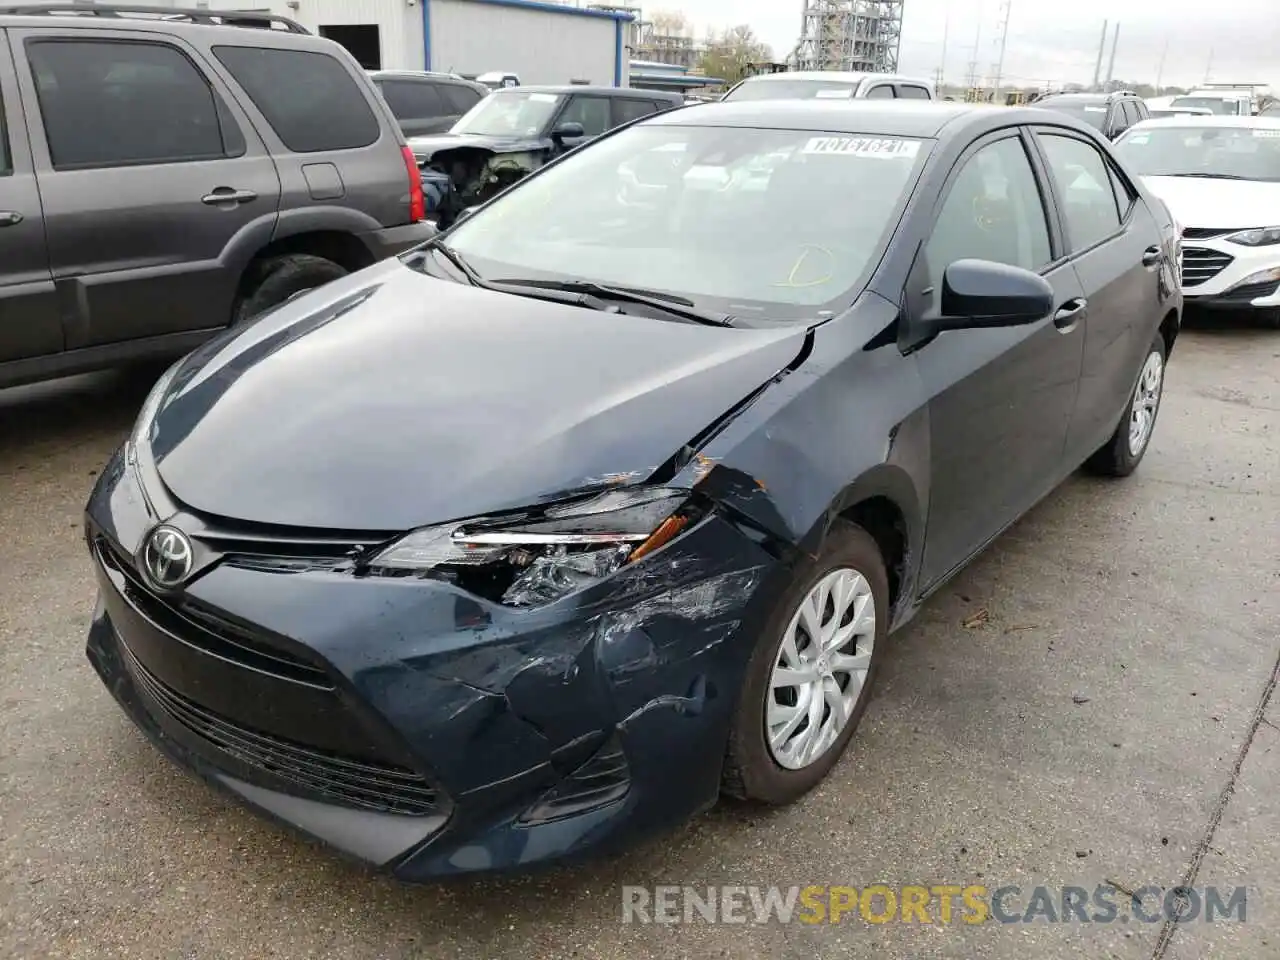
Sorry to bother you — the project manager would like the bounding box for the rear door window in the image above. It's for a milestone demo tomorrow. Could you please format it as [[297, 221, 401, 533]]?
[[557, 94, 612, 136], [898, 84, 931, 100], [378, 79, 445, 121], [214, 46, 380, 152], [612, 98, 659, 126], [440, 83, 483, 114], [1037, 132, 1122, 250], [0, 95, 9, 173], [26, 39, 237, 169]]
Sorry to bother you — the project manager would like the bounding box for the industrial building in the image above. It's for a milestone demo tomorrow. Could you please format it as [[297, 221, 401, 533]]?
[[791, 0, 903, 74], [163, 0, 634, 86]]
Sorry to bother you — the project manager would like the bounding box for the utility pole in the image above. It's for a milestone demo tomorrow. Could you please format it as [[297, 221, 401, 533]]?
[[964, 17, 983, 93], [1204, 48, 1214, 84], [1104, 21, 1120, 91], [1091, 20, 1108, 91], [1154, 34, 1169, 93], [990, 0, 1012, 104], [935, 10, 949, 92]]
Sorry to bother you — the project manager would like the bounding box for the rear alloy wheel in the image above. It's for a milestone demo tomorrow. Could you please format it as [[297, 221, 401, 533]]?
[[1085, 331, 1167, 477], [233, 253, 349, 326], [723, 520, 888, 805]]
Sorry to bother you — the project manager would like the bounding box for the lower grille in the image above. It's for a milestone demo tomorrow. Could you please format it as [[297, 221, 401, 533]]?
[[1180, 246, 1234, 287], [1219, 279, 1280, 301], [121, 640, 443, 816]]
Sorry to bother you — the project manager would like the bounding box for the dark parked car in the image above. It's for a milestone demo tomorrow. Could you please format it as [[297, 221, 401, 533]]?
[[408, 84, 683, 225], [85, 100, 1180, 880], [0, 3, 433, 389], [368, 69, 489, 137], [1030, 91, 1150, 140]]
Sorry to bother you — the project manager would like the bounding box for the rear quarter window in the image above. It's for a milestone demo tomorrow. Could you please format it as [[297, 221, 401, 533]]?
[[213, 45, 380, 152]]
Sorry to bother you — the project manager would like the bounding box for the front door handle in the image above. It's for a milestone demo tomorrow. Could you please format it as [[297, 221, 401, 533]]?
[[1142, 245, 1162, 267], [0, 211, 23, 227], [1053, 298, 1088, 331], [201, 188, 257, 206]]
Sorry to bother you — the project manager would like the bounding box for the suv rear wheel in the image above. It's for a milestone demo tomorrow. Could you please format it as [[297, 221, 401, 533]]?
[[234, 253, 348, 325]]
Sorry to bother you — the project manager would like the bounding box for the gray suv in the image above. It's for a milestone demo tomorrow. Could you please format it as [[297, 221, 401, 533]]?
[[0, 4, 435, 389]]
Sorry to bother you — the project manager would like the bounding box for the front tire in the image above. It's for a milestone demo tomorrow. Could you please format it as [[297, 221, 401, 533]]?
[[1085, 331, 1167, 477], [722, 520, 888, 805]]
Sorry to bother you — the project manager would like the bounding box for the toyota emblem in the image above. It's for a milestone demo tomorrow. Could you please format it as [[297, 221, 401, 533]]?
[[142, 524, 194, 588]]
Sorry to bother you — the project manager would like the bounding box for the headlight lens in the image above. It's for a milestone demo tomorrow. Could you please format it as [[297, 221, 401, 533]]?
[[368, 488, 699, 607], [1224, 226, 1280, 246]]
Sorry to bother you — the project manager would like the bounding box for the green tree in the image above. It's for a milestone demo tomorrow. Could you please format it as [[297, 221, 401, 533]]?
[[698, 25, 772, 84]]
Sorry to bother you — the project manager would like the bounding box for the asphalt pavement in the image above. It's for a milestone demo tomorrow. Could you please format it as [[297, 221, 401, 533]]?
[[1, 320, 1277, 959]]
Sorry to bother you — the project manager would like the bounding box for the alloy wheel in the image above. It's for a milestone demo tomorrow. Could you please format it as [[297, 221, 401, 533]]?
[[1128, 349, 1164, 457], [766, 567, 876, 770]]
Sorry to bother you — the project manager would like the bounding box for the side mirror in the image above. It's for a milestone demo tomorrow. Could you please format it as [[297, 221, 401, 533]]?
[[933, 259, 1054, 331], [551, 121, 586, 145]]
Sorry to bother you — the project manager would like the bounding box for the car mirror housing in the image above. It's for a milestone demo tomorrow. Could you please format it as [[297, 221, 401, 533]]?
[[551, 121, 586, 143], [933, 259, 1055, 331]]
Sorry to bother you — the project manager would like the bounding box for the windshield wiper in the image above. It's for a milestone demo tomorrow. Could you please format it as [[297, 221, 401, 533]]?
[[426, 244, 607, 309], [1164, 172, 1252, 180], [488, 277, 736, 327]]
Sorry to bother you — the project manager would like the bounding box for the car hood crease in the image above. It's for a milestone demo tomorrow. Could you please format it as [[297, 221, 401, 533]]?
[[148, 260, 808, 530]]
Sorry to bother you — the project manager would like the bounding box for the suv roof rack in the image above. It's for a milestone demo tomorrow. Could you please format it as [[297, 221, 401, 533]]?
[[0, 3, 309, 33]]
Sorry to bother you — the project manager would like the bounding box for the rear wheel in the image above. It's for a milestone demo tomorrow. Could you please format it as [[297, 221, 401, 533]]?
[[1085, 331, 1166, 477], [722, 520, 888, 805], [233, 254, 348, 326]]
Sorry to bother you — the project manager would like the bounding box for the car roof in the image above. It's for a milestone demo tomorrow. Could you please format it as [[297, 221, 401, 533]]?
[[1036, 93, 1113, 103], [494, 85, 681, 100], [0, 8, 312, 40], [738, 70, 933, 87], [649, 99, 1077, 139], [369, 69, 471, 83], [1129, 114, 1280, 130]]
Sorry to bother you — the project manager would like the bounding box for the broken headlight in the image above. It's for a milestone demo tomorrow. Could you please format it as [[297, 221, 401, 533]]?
[[368, 488, 699, 607]]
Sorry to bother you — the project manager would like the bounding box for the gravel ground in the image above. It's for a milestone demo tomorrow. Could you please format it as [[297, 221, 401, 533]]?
[[1, 319, 1277, 959]]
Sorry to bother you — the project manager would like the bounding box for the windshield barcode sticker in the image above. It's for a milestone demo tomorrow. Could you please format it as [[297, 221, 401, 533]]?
[[803, 136, 921, 158], [1252, 129, 1280, 138]]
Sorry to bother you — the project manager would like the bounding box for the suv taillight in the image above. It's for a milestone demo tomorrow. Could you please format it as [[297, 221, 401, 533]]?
[[402, 146, 426, 222]]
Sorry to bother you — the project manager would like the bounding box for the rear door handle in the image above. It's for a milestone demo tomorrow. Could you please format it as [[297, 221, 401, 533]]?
[[0, 211, 23, 227], [201, 188, 257, 206], [1142, 245, 1162, 267], [1053, 298, 1087, 331]]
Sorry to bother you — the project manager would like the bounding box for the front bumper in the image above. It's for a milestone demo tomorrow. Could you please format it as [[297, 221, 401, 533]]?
[[84, 446, 778, 879], [1181, 238, 1280, 308]]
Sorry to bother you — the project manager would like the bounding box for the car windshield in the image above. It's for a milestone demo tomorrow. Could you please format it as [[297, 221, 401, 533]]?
[[724, 79, 862, 102], [451, 91, 562, 136], [1036, 100, 1108, 131], [441, 124, 931, 321], [1169, 97, 1237, 115], [1115, 124, 1280, 181]]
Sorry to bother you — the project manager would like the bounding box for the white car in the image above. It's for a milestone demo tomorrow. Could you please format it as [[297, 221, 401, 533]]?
[[1114, 115, 1280, 325]]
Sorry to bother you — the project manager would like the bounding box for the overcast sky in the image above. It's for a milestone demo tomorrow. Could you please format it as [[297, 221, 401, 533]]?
[[668, 0, 1280, 90]]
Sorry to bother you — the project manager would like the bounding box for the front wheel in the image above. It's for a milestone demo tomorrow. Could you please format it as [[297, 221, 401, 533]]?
[[722, 520, 888, 805], [1085, 331, 1167, 477]]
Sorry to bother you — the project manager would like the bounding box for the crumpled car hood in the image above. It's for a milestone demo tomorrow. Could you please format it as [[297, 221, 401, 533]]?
[[407, 132, 550, 162], [148, 259, 808, 531]]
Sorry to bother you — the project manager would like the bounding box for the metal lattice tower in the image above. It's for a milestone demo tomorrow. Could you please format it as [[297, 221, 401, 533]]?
[[790, 0, 906, 74]]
